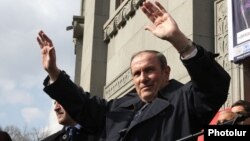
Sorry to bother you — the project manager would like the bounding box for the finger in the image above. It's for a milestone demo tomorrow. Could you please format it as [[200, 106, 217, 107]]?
[[143, 1, 164, 20], [39, 30, 54, 47], [38, 30, 44, 38], [38, 30, 46, 42], [144, 1, 160, 15], [43, 33, 53, 47], [144, 24, 155, 32], [141, 2, 151, 16], [141, 6, 156, 22], [37, 37, 43, 49], [155, 1, 167, 13]]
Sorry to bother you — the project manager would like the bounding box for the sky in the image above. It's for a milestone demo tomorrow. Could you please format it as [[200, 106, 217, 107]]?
[[0, 0, 80, 133]]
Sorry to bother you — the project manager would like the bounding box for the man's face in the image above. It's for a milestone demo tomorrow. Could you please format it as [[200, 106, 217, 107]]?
[[54, 101, 75, 125], [231, 105, 247, 125], [130, 52, 170, 102]]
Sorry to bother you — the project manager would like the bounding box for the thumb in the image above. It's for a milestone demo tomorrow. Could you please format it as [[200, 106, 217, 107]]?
[[144, 24, 155, 32]]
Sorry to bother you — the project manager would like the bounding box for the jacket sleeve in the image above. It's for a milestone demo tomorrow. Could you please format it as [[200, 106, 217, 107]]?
[[182, 44, 231, 125], [43, 71, 107, 133]]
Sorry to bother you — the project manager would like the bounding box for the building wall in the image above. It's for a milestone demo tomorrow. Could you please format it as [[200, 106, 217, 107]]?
[[214, 0, 245, 107], [74, 0, 247, 104], [76, 0, 110, 97]]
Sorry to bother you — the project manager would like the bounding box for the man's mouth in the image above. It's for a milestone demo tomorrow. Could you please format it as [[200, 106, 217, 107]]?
[[141, 85, 153, 91], [56, 112, 63, 116]]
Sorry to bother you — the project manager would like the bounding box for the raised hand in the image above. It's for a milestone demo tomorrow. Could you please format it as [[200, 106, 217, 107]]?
[[141, 1, 180, 41], [37, 30, 60, 81], [141, 1, 193, 56]]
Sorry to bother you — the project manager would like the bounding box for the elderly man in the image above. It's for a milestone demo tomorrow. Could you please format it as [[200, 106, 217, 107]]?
[[37, 1, 230, 141]]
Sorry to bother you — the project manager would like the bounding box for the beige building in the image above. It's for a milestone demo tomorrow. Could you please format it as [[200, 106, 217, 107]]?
[[69, 0, 250, 109]]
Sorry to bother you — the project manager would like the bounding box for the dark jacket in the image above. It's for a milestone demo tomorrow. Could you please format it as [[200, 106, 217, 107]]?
[[44, 45, 230, 141], [41, 127, 88, 141]]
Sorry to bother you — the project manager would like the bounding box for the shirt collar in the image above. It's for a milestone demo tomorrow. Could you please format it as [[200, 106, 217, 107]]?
[[65, 123, 82, 130]]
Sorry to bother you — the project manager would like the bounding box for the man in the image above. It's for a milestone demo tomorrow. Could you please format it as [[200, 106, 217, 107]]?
[[37, 1, 230, 141], [42, 101, 89, 141]]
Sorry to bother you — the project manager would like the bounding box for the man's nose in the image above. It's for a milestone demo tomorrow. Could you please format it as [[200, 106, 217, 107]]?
[[54, 104, 61, 111], [140, 72, 149, 82]]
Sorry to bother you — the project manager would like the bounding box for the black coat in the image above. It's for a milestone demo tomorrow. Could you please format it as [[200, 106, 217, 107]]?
[[44, 45, 230, 141], [41, 127, 88, 141]]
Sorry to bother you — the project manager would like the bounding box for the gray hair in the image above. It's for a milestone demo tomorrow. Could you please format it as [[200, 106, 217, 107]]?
[[130, 50, 168, 69]]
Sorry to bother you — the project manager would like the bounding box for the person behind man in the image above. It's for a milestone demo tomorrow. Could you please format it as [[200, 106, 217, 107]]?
[[42, 101, 89, 141], [0, 130, 12, 141], [231, 99, 250, 124], [36, 1, 230, 141], [231, 100, 250, 114], [216, 100, 250, 125]]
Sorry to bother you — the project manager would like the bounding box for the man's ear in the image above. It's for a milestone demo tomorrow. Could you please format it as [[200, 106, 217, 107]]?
[[166, 66, 171, 74], [163, 66, 171, 80]]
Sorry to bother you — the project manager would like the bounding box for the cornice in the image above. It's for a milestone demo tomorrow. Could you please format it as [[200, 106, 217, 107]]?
[[104, 67, 133, 99], [103, 0, 145, 43]]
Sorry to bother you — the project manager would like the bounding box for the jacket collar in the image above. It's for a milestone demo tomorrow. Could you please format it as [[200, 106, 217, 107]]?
[[118, 79, 183, 109]]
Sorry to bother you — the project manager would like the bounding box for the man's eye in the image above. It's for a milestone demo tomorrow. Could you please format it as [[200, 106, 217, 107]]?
[[133, 72, 139, 77]]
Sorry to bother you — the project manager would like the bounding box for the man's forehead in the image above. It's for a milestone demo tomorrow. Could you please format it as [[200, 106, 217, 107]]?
[[132, 52, 157, 62], [131, 56, 158, 68]]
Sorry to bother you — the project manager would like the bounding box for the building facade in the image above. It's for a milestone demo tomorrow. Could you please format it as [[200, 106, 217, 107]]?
[[70, 0, 250, 108]]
